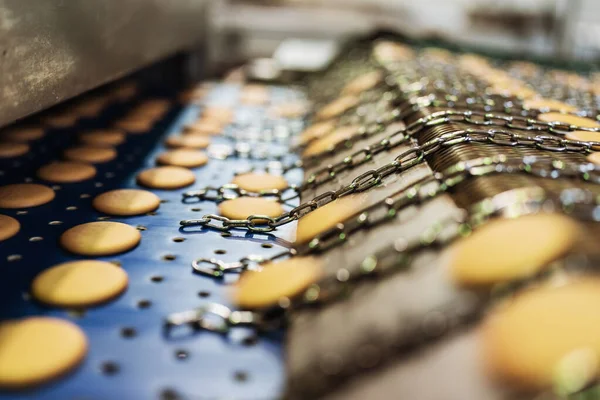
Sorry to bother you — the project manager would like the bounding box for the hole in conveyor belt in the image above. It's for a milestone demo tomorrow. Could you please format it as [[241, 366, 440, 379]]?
[[120, 327, 137, 338], [137, 299, 152, 309], [233, 370, 249, 382], [100, 361, 120, 376]]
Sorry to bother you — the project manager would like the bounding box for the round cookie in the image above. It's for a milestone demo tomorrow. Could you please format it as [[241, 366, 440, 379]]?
[[44, 113, 79, 129], [60, 221, 141, 256], [0, 317, 87, 389], [184, 119, 223, 136], [32, 260, 128, 308], [240, 85, 269, 105], [165, 134, 210, 149], [93, 189, 160, 216], [202, 107, 234, 124], [523, 98, 577, 113], [1, 126, 45, 142], [0, 142, 29, 158], [72, 97, 106, 118], [80, 129, 126, 146], [482, 279, 600, 390], [63, 146, 117, 164], [270, 102, 309, 119], [131, 99, 170, 119], [295, 195, 363, 244], [315, 96, 360, 121], [218, 197, 284, 220], [0, 214, 20, 241], [537, 113, 599, 128], [299, 120, 336, 145], [0, 184, 55, 208], [136, 166, 196, 190], [115, 117, 154, 134], [447, 214, 579, 286], [341, 70, 383, 95], [156, 149, 209, 168], [566, 130, 600, 143], [234, 257, 322, 309], [587, 152, 600, 165], [373, 41, 414, 63], [303, 125, 360, 157], [37, 161, 97, 183], [231, 173, 288, 193], [111, 82, 137, 101]]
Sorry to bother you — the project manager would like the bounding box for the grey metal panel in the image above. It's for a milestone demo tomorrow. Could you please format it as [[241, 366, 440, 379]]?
[[0, 0, 208, 127]]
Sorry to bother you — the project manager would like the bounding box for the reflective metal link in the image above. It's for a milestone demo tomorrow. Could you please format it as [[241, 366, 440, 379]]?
[[181, 123, 599, 233]]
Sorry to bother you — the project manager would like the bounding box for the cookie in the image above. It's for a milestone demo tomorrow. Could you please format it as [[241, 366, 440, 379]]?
[[93, 189, 160, 216], [0, 317, 87, 389], [60, 221, 141, 256], [136, 166, 195, 190], [32, 260, 128, 308]]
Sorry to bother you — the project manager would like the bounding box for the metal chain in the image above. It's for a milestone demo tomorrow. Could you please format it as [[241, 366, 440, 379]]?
[[166, 185, 600, 333], [181, 122, 598, 233]]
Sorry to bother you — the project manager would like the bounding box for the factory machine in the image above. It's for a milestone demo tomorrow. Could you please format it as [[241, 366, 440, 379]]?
[[3, 1, 600, 399]]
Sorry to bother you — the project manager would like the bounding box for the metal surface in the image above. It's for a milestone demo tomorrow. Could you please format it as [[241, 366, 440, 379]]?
[[0, 83, 304, 399], [0, 0, 208, 127]]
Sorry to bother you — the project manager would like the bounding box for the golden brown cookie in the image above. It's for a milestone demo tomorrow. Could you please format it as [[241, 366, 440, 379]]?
[[115, 117, 154, 134], [295, 195, 364, 244], [234, 257, 322, 309], [60, 221, 141, 256], [0, 317, 87, 389], [72, 97, 107, 118], [37, 162, 97, 183], [218, 197, 284, 220], [482, 279, 600, 390], [202, 107, 234, 124], [156, 149, 209, 168], [566, 130, 600, 143], [0, 142, 29, 158], [587, 152, 600, 165], [110, 82, 137, 101], [447, 214, 579, 286], [79, 129, 126, 146], [0, 214, 20, 241], [130, 99, 170, 119], [523, 98, 577, 113], [136, 166, 196, 190], [240, 85, 270, 105], [44, 113, 79, 129], [231, 173, 288, 193], [302, 125, 360, 157], [373, 41, 414, 62], [1, 126, 45, 142], [269, 102, 309, 119], [92, 189, 161, 216], [63, 146, 117, 164], [164, 134, 210, 149], [32, 260, 128, 308], [341, 71, 383, 95], [0, 184, 55, 208], [315, 96, 359, 121], [537, 113, 599, 128], [298, 120, 336, 145], [183, 119, 223, 136]]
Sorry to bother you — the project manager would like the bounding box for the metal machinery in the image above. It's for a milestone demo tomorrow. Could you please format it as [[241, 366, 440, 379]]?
[[2, 1, 600, 399]]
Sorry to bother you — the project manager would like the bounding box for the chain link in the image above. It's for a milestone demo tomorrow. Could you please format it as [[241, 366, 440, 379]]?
[[181, 122, 598, 233]]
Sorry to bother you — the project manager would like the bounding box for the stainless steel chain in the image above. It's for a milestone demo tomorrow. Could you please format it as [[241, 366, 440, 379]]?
[[166, 184, 600, 334], [180, 119, 599, 233]]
